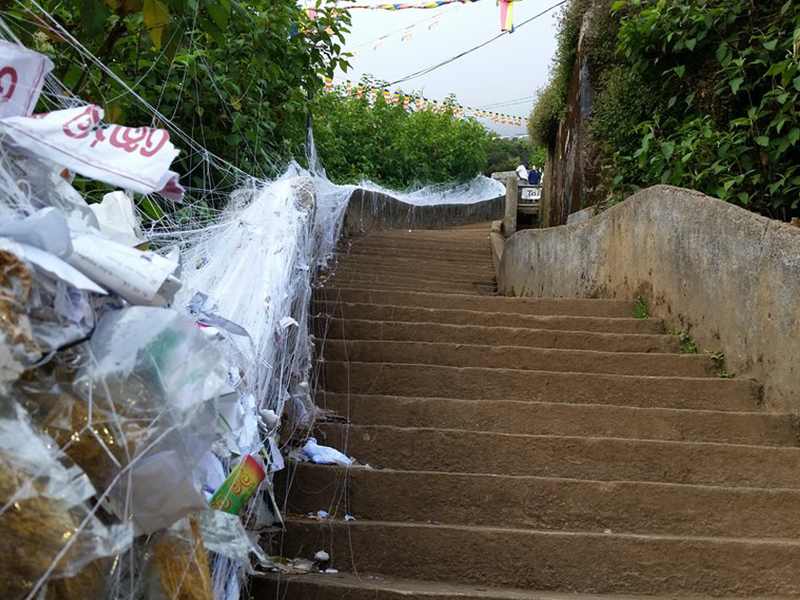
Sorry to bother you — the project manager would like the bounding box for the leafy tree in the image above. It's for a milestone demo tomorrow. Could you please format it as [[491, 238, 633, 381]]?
[[312, 84, 491, 188], [534, 0, 800, 219], [484, 136, 545, 174], [3, 0, 351, 196]]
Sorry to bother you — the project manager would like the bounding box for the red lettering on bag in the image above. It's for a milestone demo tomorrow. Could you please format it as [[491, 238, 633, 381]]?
[[0, 66, 18, 101]]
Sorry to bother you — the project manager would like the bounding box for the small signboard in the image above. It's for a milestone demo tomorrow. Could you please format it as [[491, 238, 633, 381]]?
[[520, 186, 541, 202]]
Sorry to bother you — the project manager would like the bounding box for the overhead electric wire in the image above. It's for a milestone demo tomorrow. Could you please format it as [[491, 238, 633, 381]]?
[[478, 94, 536, 109], [387, 0, 568, 85]]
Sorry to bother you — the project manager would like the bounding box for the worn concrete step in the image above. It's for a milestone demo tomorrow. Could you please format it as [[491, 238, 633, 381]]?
[[350, 229, 490, 239], [325, 268, 495, 288], [325, 272, 496, 292], [315, 393, 794, 446], [346, 233, 491, 246], [323, 271, 496, 290], [313, 289, 637, 318], [331, 252, 496, 270], [272, 519, 800, 596], [318, 340, 714, 378], [325, 282, 496, 294], [326, 265, 495, 284], [340, 244, 492, 261], [340, 236, 490, 254], [331, 255, 497, 277], [316, 319, 679, 353], [252, 572, 797, 600], [319, 362, 759, 411], [279, 462, 800, 538], [316, 424, 800, 487], [313, 304, 664, 334]]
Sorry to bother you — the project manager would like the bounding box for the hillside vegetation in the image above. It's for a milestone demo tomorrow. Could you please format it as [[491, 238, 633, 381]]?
[[530, 0, 800, 220]]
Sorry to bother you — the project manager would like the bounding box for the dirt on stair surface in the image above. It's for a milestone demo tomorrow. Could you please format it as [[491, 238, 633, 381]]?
[[252, 223, 800, 600]]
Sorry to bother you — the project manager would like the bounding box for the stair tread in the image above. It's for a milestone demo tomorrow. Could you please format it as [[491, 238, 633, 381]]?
[[314, 303, 665, 333], [253, 571, 798, 600], [315, 423, 800, 487], [282, 462, 800, 538], [316, 319, 680, 353], [271, 518, 800, 596], [315, 393, 793, 445], [318, 339, 713, 377], [283, 516, 800, 546]]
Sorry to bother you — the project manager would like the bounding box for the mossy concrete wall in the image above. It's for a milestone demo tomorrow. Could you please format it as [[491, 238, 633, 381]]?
[[499, 185, 800, 411], [343, 188, 503, 235]]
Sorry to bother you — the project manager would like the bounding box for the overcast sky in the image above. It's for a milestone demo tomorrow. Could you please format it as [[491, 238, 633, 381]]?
[[321, 0, 562, 136]]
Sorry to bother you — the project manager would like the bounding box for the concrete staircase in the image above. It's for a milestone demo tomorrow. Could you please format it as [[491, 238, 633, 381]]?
[[255, 223, 800, 600]]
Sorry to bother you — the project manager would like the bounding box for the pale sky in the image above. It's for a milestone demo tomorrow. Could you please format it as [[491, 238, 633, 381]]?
[[325, 0, 562, 136]]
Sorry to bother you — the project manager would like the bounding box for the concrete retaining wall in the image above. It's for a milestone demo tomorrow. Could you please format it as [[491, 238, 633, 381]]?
[[344, 188, 503, 235], [498, 185, 800, 411]]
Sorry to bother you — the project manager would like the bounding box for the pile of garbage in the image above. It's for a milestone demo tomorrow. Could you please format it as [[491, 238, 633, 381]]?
[[0, 40, 353, 600]]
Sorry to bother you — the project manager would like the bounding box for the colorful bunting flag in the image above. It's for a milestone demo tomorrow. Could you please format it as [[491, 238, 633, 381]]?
[[499, 0, 514, 32]]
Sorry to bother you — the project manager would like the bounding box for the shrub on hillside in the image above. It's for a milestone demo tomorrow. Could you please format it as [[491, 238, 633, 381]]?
[[312, 89, 491, 188], [608, 0, 800, 218], [484, 137, 546, 175]]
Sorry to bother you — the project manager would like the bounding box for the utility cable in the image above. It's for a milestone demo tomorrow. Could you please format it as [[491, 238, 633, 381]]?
[[477, 94, 537, 109], [387, 0, 567, 85]]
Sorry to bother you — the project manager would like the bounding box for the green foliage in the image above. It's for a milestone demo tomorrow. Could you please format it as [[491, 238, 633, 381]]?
[[528, 84, 564, 148], [528, 0, 591, 147], [4, 0, 352, 191], [632, 295, 649, 319], [603, 0, 800, 218], [590, 65, 654, 187], [679, 331, 697, 354], [312, 85, 491, 188], [484, 136, 545, 175]]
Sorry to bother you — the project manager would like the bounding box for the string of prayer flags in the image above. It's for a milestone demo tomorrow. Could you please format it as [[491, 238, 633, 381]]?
[[341, 0, 481, 10], [339, 0, 524, 32], [329, 80, 530, 128]]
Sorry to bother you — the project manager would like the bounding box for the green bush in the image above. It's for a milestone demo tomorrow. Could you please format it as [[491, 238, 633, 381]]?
[[312, 88, 491, 188], [484, 137, 546, 174], [528, 84, 563, 148], [607, 0, 800, 218]]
